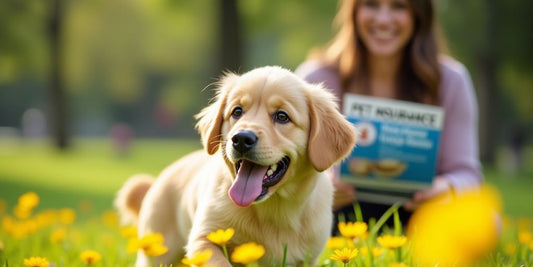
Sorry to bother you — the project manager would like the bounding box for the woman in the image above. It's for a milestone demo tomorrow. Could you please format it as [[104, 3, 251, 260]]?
[[296, 0, 483, 223]]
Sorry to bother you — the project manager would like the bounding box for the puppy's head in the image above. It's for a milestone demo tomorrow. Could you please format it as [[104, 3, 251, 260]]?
[[196, 66, 356, 207]]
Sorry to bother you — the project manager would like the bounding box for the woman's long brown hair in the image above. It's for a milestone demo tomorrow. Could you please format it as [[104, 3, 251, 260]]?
[[314, 0, 444, 105]]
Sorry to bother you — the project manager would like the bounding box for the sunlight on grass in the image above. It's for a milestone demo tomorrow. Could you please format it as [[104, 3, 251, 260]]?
[[0, 138, 201, 210], [1, 139, 532, 266], [1, 189, 532, 266]]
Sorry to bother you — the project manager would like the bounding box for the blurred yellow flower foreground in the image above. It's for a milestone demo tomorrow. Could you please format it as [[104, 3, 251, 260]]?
[[408, 185, 502, 266]]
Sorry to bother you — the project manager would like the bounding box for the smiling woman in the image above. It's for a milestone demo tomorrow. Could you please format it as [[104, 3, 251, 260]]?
[[296, 0, 483, 225]]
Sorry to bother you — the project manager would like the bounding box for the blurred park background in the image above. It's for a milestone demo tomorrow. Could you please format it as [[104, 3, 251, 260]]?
[[0, 0, 532, 218]]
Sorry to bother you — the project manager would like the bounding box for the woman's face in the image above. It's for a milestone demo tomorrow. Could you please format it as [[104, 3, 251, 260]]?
[[355, 0, 414, 59]]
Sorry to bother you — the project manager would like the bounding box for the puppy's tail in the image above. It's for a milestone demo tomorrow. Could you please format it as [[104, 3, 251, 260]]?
[[114, 174, 154, 225]]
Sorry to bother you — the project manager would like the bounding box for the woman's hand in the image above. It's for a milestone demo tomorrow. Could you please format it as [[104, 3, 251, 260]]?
[[403, 175, 452, 211]]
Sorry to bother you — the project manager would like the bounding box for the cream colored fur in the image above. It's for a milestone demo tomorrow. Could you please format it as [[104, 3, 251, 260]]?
[[114, 66, 357, 266]]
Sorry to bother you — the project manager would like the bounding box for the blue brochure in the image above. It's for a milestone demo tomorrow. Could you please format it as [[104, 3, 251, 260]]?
[[340, 94, 445, 204]]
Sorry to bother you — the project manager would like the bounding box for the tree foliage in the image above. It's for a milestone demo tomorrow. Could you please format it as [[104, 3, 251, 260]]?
[[0, 0, 530, 148]]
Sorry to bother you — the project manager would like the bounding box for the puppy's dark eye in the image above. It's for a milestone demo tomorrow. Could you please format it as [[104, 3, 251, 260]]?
[[231, 107, 243, 119], [274, 111, 290, 124]]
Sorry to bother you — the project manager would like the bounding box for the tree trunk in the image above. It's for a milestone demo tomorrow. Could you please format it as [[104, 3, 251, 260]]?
[[48, 0, 69, 149], [218, 0, 242, 73], [478, 0, 498, 164]]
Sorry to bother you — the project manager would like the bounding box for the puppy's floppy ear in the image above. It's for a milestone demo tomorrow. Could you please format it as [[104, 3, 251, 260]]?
[[195, 72, 239, 155], [307, 84, 357, 172]]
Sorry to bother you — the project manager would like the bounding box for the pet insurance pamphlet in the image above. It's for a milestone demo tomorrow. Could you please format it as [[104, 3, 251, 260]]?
[[340, 94, 445, 204]]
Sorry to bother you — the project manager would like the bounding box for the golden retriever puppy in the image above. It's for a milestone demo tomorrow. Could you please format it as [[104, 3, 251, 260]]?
[[115, 66, 357, 266]]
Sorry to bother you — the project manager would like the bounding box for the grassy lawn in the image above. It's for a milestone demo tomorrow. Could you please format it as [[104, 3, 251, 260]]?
[[1, 138, 531, 218], [0, 138, 532, 266], [0, 138, 202, 217]]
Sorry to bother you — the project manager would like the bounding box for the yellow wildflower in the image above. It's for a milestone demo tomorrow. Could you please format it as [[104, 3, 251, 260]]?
[[377, 235, 407, 249], [80, 250, 102, 265], [23, 256, 49, 267], [330, 247, 358, 264], [231, 242, 265, 265], [120, 225, 138, 239], [518, 230, 532, 244], [326, 236, 347, 249], [408, 185, 501, 266], [58, 208, 76, 225], [102, 210, 119, 228], [338, 221, 368, 239], [207, 228, 234, 245], [362, 246, 384, 257], [18, 192, 39, 210], [127, 232, 168, 257], [35, 210, 58, 227], [181, 249, 213, 266], [50, 228, 67, 244], [14, 204, 33, 219], [373, 247, 384, 257]]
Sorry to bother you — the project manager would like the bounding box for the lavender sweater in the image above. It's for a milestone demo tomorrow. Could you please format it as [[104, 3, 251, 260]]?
[[295, 56, 483, 191]]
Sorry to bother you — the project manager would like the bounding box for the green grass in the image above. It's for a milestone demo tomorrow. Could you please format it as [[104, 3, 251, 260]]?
[[0, 138, 201, 214], [0, 138, 532, 266], [1, 138, 531, 217]]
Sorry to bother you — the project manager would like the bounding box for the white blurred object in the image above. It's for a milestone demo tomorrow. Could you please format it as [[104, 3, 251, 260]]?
[[22, 108, 47, 139]]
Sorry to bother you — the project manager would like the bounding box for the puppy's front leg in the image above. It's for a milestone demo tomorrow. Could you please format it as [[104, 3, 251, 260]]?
[[187, 239, 232, 267]]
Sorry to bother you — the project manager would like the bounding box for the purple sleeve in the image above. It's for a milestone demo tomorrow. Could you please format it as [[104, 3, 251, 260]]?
[[437, 59, 484, 190], [294, 61, 343, 104]]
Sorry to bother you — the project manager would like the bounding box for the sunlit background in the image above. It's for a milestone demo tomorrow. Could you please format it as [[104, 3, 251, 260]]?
[[0, 0, 532, 251], [1, 0, 532, 265]]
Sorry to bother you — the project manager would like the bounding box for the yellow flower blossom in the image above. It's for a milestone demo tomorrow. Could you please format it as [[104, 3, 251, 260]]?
[[50, 228, 67, 244], [18, 192, 39, 210], [15, 192, 39, 219], [408, 185, 501, 266], [338, 221, 368, 239], [58, 208, 76, 225], [181, 249, 212, 266], [361, 246, 385, 257], [80, 250, 102, 265], [35, 210, 58, 227], [377, 235, 407, 249], [120, 225, 138, 239], [231, 242, 265, 265], [127, 232, 168, 257], [207, 228, 234, 245], [330, 247, 358, 264], [23, 256, 49, 267], [326, 236, 347, 249], [518, 230, 532, 244], [14, 204, 33, 219]]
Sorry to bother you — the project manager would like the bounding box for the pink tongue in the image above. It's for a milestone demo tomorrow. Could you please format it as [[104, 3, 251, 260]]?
[[229, 161, 268, 207]]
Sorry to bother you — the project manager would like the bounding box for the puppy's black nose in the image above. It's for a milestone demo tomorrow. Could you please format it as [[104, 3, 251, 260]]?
[[232, 130, 257, 153]]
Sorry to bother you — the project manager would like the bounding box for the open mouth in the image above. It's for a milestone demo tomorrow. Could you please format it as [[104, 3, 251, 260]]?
[[229, 156, 290, 207]]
